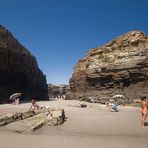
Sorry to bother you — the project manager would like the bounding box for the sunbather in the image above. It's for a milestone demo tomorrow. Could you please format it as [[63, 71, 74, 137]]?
[[30, 99, 40, 110]]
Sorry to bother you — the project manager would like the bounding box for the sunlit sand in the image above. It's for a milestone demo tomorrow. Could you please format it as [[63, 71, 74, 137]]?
[[0, 100, 148, 148]]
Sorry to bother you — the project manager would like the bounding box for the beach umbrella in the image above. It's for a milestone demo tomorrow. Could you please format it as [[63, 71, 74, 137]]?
[[9, 93, 22, 100], [112, 94, 125, 98]]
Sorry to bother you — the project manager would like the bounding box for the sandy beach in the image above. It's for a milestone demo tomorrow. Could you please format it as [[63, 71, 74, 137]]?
[[0, 100, 148, 148]]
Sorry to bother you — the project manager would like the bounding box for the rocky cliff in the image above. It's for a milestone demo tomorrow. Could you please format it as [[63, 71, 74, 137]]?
[[0, 25, 48, 103], [70, 31, 148, 100], [48, 84, 71, 99]]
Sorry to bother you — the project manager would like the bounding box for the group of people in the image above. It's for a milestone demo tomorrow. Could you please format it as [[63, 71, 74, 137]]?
[[106, 96, 148, 128], [10, 95, 148, 128], [49, 95, 65, 100], [106, 101, 119, 112]]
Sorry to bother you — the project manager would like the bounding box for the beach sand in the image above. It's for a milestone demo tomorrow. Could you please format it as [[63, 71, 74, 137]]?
[[0, 100, 148, 148]]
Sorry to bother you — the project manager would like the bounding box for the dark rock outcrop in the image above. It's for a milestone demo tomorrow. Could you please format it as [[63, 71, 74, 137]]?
[[70, 31, 148, 100], [0, 25, 48, 103]]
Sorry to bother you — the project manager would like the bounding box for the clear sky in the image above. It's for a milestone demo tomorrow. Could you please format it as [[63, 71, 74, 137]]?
[[0, 0, 148, 85]]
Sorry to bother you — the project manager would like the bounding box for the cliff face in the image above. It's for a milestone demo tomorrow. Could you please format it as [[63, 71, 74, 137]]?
[[0, 25, 48, 103], [70, 31, 148, 100], [48, 84, 71, 99]]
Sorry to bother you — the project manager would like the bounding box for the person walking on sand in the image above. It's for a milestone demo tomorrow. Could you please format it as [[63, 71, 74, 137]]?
[[140, 96, 148, 128], [30, 99, 40, 111]]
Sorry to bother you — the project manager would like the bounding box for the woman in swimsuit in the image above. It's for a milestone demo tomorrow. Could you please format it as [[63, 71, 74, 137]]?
[[140, 96, 148, 128]]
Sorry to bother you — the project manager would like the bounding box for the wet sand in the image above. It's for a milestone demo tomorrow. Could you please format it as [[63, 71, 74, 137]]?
[[0, 100, 148, 148]]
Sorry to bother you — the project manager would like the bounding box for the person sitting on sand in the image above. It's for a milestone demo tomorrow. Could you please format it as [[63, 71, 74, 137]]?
[[30, 99, 40, 111], [140, 96, 148, 128], [111, 103, 119, 112]]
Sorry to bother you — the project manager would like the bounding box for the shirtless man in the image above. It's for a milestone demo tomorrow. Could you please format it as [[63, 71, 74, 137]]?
[[30, 99, 40, 110], [140, 96, 148, 128]]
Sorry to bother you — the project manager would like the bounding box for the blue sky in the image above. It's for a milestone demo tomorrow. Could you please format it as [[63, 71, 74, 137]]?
[[0, 0, 148, 84]]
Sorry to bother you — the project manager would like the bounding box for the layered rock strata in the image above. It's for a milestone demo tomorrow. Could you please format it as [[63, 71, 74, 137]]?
[[48, 84, 72, 99], [0, 25, 48, 103], [0, 108, 66, 132], [70, 31, 148, 100]]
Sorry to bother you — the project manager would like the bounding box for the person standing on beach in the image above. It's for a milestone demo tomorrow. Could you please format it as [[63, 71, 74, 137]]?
[[140, 96, 148, 128]]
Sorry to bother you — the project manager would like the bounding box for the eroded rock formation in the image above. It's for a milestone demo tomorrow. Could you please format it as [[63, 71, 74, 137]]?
[[70, 31, 148, 100], [48, 84, 72, 99], [0, 108, 66, 132], [0, 25, 48, 103]]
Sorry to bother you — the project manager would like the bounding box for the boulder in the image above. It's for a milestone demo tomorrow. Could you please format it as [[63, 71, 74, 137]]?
[[0, 108, 66, 132]]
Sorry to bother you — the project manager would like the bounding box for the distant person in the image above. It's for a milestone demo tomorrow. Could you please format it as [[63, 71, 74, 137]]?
[[30, 99, 40, 111], [11, 98, 19, 105], [63, 95, 65, 100], [106, 101, 109, 107], [15, 98, 20, 105], [107, 101, 112, 111], [111, 103, 119, 112], [140, 96, 148, 128]]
